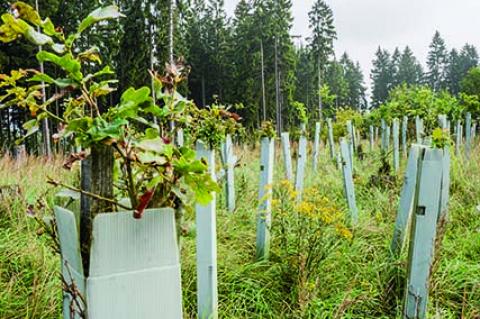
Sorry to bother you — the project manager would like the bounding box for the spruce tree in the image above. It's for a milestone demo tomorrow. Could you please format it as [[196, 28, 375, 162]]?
[[371, 47, 393, 108], [390, 47, 401, 88], [340, 52, 366, 109], [308, 0, 336, 117], [426, 31, 448, 91], [397, 46, 423, 86]]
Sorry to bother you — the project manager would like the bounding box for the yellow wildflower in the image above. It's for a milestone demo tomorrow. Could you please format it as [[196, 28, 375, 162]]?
[[336, 224, 353, 240]]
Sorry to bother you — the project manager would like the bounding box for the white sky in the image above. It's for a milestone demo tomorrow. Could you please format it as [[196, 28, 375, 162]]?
[[224, 0, 480, 93]]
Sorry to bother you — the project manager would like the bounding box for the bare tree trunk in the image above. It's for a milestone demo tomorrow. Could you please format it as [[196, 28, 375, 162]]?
[[80, 144, 114, 276], [260, 39, 267, 122]]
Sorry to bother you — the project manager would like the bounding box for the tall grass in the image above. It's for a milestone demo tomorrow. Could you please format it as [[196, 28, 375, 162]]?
[[0, 141, 479, 318]]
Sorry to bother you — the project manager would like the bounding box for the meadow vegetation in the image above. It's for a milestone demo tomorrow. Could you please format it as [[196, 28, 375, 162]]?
[[1, 140, 479, 318]]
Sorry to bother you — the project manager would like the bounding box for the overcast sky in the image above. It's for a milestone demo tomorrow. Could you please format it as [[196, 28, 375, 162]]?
[[224, 0, 480, 93]]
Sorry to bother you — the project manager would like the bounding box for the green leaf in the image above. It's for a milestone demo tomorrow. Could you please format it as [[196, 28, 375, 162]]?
[[77, 6, 123, 34], [0, 13, 52, 45], [174, 157, 207, 175], [146, 175, 163, 190], [23, 118, 39, 136], [15, 118, 39, 144], [116, 87, 152, 118], [87, 117, 127, 143], [36, 51, 82, 81], [135, 137, 165, 153], [67, 117, 93, 133], [89, 81, 116, 98], [28, 73, 78, 89], [84, 65, 114, 83], [145, 128, 159, 139], [120, 87, 151, 108], [41, 18, 57, 36]]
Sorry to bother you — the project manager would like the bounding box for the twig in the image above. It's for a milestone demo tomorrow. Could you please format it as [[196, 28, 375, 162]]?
[[47, 177, 132, 211]]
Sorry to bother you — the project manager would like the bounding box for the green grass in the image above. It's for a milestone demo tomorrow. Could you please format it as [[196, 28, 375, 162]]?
[[0, 141, 479, 318]]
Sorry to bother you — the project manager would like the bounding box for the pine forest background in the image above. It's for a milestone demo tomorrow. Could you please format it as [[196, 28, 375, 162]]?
[[1, 0, 479, 153]]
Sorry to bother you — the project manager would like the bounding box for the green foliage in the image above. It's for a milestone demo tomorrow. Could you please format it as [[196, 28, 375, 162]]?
[[192, 103, 243, 148], [431, 127, 451, 149], [272, 180, 351, 313], [370, 84, 461, 133], [460, 66, 480, 96], [291, 100, 308, 124], [331, 108, 363, 140], [258, 120, 276, 139], [319, 83, 336, 117], [0, 2, 224, 213]]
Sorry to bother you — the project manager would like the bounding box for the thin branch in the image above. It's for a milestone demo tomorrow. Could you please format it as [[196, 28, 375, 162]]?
[[47, 177, 132, 211]]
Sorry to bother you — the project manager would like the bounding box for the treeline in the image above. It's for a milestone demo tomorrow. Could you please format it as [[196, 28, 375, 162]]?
[[0, 0, 366, 151], [371, 31, 479, 107], [0, 0, 479, 152]]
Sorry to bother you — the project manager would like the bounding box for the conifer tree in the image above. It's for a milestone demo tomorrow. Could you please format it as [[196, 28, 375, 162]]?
[[397, 46, 423, 86], [427, 31, 448, 91], [371, 47, 393, 107], [308, 0, 336, 117]]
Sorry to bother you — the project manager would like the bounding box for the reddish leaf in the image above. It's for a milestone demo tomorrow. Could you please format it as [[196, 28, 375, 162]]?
[[133, 189, 155, 219]]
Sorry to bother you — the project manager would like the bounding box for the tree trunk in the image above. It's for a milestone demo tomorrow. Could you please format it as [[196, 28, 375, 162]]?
[[80, 144, 114, 276]]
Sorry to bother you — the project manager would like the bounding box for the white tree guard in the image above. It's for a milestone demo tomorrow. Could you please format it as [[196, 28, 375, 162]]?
[[313, 122, 321, 171], [465, 112, 472, 159], [195, 141, 218, 319], [402, 116, 408, 157], [393, 118, 400, 172], [404, 148, 445, 319], [55, 207, 86, 319], [176, 129, 184, 147], [295, 133, 308, 201], [55, 207, 183, 319], [256, 137, 275, 260], [327, 118, 336, 159], [281, 132, 293, 182], [87, 209, 183, 319], [340, 138, 358, 224], [223, 134, 236, 212]]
